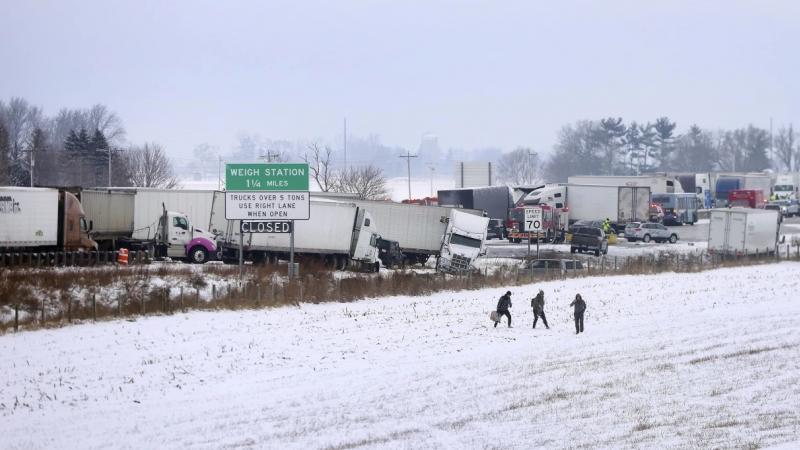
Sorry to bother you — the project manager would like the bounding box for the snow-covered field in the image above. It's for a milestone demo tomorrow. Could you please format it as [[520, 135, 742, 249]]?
[[3, 263, 800, 449]]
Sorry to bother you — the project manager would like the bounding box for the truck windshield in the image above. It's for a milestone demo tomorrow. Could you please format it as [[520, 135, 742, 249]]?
[[774, 185, 793, 192], [450, 233, 482, 248], [80, 217, 89, 232]]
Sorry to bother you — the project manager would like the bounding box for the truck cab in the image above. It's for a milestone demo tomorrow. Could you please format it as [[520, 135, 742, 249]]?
[[350, 210, 381, 271], [63, 191, 98, 251], [437, 209, 489, 273], [154, 211, 217, 263]]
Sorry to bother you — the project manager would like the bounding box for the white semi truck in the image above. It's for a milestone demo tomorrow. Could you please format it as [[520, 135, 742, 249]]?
[[79, 188, 217, 263], [210, 193, 380, 271], [436, 209, 490, 273], [773, 173, 799, 200], [311, 194, 487, 266], [707, 208, 779, 255]]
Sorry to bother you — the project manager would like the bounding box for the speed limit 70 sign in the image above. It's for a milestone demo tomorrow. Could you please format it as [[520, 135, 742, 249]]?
[[524, 207, 543, 231]]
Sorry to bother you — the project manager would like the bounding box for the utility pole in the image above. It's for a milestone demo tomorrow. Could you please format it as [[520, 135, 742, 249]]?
[[770, 117, 774, 169], [108, 147, 112, 187], [29, 148, 34, 187], [343, 118, 347, 172], [261, 151, 281, 163], [218, 155, 222, 190], [399, 151, 418, 201], [427, 164, 436, 197]]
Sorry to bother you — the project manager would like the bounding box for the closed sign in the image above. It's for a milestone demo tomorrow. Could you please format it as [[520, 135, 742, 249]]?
[[240, 221, 292, 233]]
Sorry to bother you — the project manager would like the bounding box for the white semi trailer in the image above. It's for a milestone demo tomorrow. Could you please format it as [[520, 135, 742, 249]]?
[[311, 194, 486, 266], [210, 193, 380, 271], [79, 188, 217, 262], [568, 175, 683, 194], [522, 184, 650, 230], [707, 208, 779, 255]]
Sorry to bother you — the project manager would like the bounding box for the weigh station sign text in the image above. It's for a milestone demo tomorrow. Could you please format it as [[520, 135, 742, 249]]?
[[225, 163, 310, 221]]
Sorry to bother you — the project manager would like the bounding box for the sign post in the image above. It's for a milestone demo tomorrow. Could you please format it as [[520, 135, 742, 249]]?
[[225, 163, 310, 279], [525, 207, 543, 263]]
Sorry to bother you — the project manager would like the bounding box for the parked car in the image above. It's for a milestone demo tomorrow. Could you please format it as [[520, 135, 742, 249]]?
[[377, 237, 404, 268], [522, 258, 585, 274], [570, 226, 608, 256], [486, 219, 506, 240], [570, 219, 604, 231], [624, 222, 679, 243], [765, 200, 799, 218]]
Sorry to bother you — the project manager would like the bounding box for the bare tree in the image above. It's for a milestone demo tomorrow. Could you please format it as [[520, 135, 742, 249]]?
[[497, 147, 543, 186], [303, 142, 335, 191], [774, 125, 796, 172], [86, 104, 126, 144], [126, 143, 179, 188], [334, 165, 389, 200]]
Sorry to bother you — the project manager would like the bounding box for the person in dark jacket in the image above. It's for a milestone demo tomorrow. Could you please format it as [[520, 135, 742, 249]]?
[[531, 289, 549, 329], [495, 291, 512, 328], [570, 294, 586, 334]]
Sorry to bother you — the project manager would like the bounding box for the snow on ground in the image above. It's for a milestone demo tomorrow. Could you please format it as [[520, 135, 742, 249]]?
[[3, 263, 800, 449]]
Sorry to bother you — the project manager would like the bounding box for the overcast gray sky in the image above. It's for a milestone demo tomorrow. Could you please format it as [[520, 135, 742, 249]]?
[[1, 0, 798, 159]]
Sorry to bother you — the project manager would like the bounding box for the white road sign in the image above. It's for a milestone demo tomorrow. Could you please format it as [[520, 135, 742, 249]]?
[[225, 191, 310, 220], [524, 207, 543, 231]]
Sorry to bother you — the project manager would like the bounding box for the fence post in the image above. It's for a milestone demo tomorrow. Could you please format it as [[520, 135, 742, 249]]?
[[117, 296, 122, 316], [256, 284, 261, 307], [14, 304, 19, 332], [212, 284, 217, 304], [163, 289, 169, 314], [141, 288, 146, 315], [41, 297, 45, 323], [68, 296, 72, 323], [196, 287, 200, 308], [180, 287, 184, 312], [92, 294, 97, 322]]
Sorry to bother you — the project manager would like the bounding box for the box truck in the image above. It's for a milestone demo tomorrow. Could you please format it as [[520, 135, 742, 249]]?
[[210, 193, 380, 271], [436, 209, 490, 273], [1, 187, 97, 252], [79, 188, 217, 263], [707, 208, 779, 255], [712, 173, 772, 207]]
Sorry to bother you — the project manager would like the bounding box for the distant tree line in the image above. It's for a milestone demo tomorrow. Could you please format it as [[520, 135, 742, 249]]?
[[541, 117, 799, 182], [0, 97, 177, 188]]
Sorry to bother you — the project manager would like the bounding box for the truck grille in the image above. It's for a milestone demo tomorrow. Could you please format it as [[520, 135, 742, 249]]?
[[440, 254, 472, 274]]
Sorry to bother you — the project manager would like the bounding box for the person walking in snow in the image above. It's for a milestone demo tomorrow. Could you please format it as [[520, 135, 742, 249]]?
[[570, 293, 586, 334], [495, 291, 513, 328], [531, 289, 549, 329]]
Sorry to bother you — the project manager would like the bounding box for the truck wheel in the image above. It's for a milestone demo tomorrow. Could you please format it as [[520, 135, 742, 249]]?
[[570, 247, 576, 254], [189, 246, 208, 264], [594, 249, 600, 257], [373, 262, 380, 273], [643, 234, 651, 243], [669, 234, 678, 243]]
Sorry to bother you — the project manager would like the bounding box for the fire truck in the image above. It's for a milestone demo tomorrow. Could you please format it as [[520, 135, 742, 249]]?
[[506, 204, 567, 243], [727, 189, 766, 209]]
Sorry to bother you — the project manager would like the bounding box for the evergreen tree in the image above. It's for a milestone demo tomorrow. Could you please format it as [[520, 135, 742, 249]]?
[[675, 125, 715, 172], [24, 127, 47, 186], [64, 129, 82, 155], [639, 122, 656, 174], [623, 122, 642, 175], [653, 117, 677, 170], [742, 125, 770, 171]]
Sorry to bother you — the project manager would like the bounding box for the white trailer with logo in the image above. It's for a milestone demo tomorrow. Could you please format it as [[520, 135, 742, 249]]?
[[707, 208, 779, 255]]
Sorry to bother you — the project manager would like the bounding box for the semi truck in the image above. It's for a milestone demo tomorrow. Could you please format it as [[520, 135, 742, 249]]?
[[567, 174, 683, 194], [1, 187, 97, 252], [436, 209, 490, 273], [773, 173, 799, 200], [522, 184, 650, 231], [79, 188, 217, 263], [312, 194, 486, 266], [210, 193, 380, 271], [707, 208, 779, 255]]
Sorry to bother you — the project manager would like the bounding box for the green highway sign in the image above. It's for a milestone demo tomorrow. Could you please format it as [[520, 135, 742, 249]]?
[[225, 163, 309, 191]]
